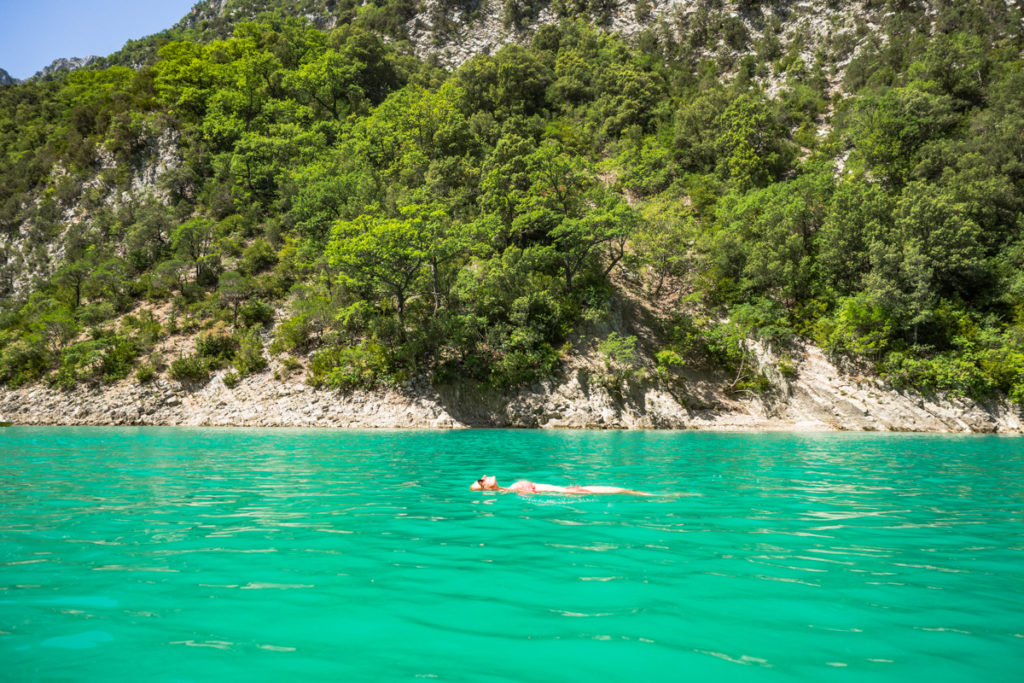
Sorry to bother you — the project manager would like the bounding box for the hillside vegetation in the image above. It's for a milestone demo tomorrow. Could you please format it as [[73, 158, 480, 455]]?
[[1, 0, 1023, 405]]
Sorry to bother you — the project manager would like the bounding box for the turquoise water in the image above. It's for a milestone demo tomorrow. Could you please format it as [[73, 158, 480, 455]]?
[[2, 428, 1023, 682]]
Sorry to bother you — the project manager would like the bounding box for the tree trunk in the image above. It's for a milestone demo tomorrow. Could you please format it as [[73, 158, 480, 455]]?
[[431, 261, 440, 314], [396, 294, 407, 341]]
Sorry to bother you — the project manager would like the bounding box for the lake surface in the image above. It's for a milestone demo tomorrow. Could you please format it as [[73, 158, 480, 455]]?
[[1, 428, 1023, 681]]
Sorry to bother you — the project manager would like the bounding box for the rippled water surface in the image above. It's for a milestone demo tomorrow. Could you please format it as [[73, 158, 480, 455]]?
[[2, 428, 1024, 681]]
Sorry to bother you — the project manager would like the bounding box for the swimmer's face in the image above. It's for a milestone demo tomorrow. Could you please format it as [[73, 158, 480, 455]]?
[[470, 475, 497, 491]]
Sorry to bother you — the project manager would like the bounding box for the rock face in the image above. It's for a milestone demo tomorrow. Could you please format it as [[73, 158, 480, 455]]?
[[31, 56, 101, 81], [179, 0, 890, 82], [1, 341, 1020, 432], [0, 68, 17, 86], [743, 342, 1022, 434], [0, 128, 182, 300]]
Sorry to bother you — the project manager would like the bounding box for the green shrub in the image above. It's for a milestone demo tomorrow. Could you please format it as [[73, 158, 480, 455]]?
[[509, 291, 563, 344], [122, 310, 163, 346], [135, 363, 156, 383], [240, 239, 278, 274], [701, 321, 773, 395], [596, 332, 639, 391], [703, 322, 747, 373], [50, 339, 103, 389], [598, 332, 637, 370], [977, 346, 1024, 401], [239, 299, 274, 327], [882, 352, 996, 401], [661, 312, 704, 358], [731, 299, 794, 349], [270, 314, 312, 354], [196, 322, 237, 360], [169, 354, 210, 382], [196, 254, 223, 287], [655, 349, 686, 379], [99, 334, 141, 382], [222, 370, 240, 388], [0, 336, 50, 387], [823, 295, 894, 358], [77, 302, 116, 327], [276, 355, 303, 379], [233, 328, 268, 376], [731, 371, 773, 396], [218, 235, 244, 258], [308, 341, 389, 390], [489, 344, 560, 389]]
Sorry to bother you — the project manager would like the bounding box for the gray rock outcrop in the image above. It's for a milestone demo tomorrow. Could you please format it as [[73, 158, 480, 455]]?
[[32, 56, 101, 81]]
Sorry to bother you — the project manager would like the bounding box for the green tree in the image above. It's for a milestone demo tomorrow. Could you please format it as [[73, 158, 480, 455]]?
[[550, 196, 634, 293], [848, 86, 958, 188], [54, 259, 91, 310], [328, 213, 429, 334], [714, 93, 790, 190], [218, 271, 253, 326], [816, 176, 894, 295], [894, 180, 987, 301], [286, 48, 363, 120], [171, 218, 215, 282]]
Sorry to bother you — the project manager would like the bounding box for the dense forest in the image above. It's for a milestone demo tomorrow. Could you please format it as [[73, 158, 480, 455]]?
[[1, 0, 1022, 404]]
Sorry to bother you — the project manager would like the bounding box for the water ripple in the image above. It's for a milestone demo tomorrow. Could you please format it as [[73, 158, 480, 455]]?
[[1, 428, 1023, 681]]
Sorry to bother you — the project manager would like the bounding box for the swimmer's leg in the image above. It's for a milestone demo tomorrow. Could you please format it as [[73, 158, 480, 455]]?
[[575, 486, 657, 495]]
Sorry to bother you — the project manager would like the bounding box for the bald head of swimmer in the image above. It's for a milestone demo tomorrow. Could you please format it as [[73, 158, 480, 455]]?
[[470, 475, 498, 491]]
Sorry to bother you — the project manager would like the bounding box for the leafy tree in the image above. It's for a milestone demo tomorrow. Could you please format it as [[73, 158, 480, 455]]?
[[550, 196, 634, 293], [53, 259, 92, 310], [457, 46, 553, 119], [714, 93, 791, 190], [893, 180, 987, 301], [908, 32, 989, 108], [171, 217, 216, 282], [847, 86, 958, 188], [816, 176, 893, 295], [218, 271, 254, 326], [328, 213, 429, 334], [286, 48, 364, 120]]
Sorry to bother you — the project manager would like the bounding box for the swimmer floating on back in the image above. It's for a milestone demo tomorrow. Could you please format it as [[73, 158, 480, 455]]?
[[470, 475, 654, 496]]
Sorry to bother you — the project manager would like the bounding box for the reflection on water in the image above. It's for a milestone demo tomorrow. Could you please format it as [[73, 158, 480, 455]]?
[[1, 428, 1023, 682]]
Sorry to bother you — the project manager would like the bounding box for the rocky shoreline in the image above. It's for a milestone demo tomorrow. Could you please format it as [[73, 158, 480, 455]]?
[[2, 342, 1021, 433]]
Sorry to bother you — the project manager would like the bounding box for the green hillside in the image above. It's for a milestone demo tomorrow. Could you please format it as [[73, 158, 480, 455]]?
[[1, 0, 1023, 403]]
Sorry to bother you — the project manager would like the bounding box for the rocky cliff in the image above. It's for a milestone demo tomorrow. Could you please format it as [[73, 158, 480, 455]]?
[[2, 337, 1020, 432], [31, 56, 102, 81], [0, 69, 17, 86], [177, 0, 893, 89]]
